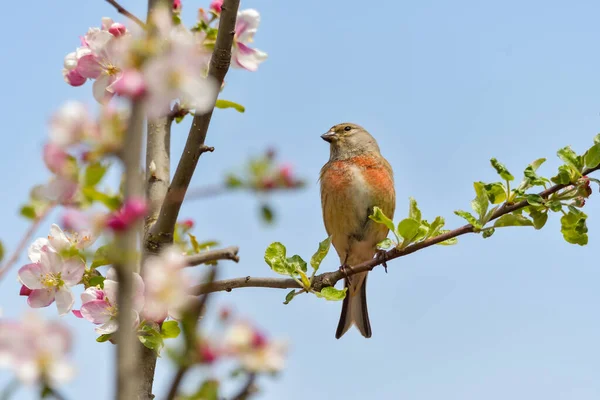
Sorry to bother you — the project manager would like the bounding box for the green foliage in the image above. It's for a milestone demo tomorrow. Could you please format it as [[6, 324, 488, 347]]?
[[490, 158, 514, 181], [83, 162, 109, 187], [560, 208, 588, 245], [316, 287, 347, 301], [161, 321, 181, 339], [0, 240, 4, 263], [88, 275, 105, 288], [310, 236, 331, 274], [182, 380, 220, 400], [96, 334, 112, 343], [90, 244, 113, 269], [215, 99, 246, 113]]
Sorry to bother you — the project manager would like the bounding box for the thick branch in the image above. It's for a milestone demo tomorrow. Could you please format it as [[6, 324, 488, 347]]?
[[185, 246, 240, 266], [115, 101, 144, 400], [150, 0, 240, 243], [105, 0, 146, 28], [195, 165, 600, 295]]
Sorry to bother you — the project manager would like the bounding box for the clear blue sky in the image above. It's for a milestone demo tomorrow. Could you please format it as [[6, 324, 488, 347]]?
[[2, 0, 600, 399]]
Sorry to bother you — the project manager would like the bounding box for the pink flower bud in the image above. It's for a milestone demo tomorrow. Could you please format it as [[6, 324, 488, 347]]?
[[106, 198, 148, 232], [43, 143, 69, 175], [72, 309, 83, 318], [261, 178, 275, 190], [180, 219, 194, 229], [251, 330, 267, 349], [278, 163, 295, 187], [63, 68, 87, 87], [198, 343, 218, 364], [19, 285, 32, 296], [210, 0, 223, 13], [173, 0, 182, 11], [112, 69, 146, 99], [219, 307, 231, 321], [108, 22, 127, 37]]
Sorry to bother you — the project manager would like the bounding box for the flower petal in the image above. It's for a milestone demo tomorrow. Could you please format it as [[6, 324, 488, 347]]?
[[17, 264, 44, 289], [95, 318, 118, 334], [55, 287, 75, 315], [236, 9, 261, 42], [77, 54, 102, 79], [40, 248, 63, 275], [61, 258, 85, 286], [28, 238, 50, 263], [48, 224, 70, 252], [27, 289, 56, 308], [93, 74, 114, 103], [72, 309, 83, 318], [80, 299, 112, 324], [232, 44, 267, 72], [103, 280, 118, 304]]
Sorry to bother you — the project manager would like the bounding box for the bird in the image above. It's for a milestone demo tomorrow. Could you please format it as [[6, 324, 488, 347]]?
[[319, 122, 396, 339]]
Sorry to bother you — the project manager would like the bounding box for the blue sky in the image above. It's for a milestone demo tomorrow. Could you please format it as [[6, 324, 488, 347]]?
[[2, 0, 600, 398]]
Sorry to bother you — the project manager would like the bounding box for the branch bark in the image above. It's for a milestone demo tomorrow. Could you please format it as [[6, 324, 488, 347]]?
[[105, 0, 146, 28], [194, 166, 600, 296], [115, 101, 144, 400], [149, 0, 240, 245], [185, 246, 240, 266]]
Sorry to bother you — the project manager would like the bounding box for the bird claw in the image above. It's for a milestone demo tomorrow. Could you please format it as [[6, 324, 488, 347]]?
[[339, 264, 354, 284], [375, 250, 388, 273]]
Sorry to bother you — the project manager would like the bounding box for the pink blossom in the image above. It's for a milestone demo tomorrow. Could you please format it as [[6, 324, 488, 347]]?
[[210, 0, 223, 13], [223, 322, 287, 373], [173, 0, 182, 12], [180, 219, 194, 229], [30, 177, 78, 205], [141, 246, 193, 322], [47, 223, 96, 252], [43, 143, 77, 178], [111, 69, 146, 98], [78, 269, 145, 334], [62, 49, 90, 87], [48, 101, 94, 148], [232, 9, 268, 71], [0, 313, 74, 385], [108, 23, 127, 37], [106, 197, 148, 232], [17, 246, 85, 316]]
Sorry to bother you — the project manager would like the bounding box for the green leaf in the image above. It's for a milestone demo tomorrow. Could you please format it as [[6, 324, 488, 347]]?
[[490, 158, 514, 181], [376, 238, 394, 249], [397, 218, 420, 241], [526, 194, 545, 207], [91, 245, 113, 269], [528, 208, 548, 230], [264, 242, 287, 275], [283, 290, 296, 305], [482, 182, 507, 204], [260, 204, 274, 224], [471, 182, 489, 222], [317, 286, 347, 301], [138, 328, 164, 351], [0, 240, 4, 263], [408, 197, 421, 222], [161, 321, 181, 339], [523, 158, 550, 187], [189, 380, 219, 400], [482, 228, 495, 238], [188, 233, 201, 254], [426, 216, 446, 239], [286, 254, 307, 274], [214, 99, 245, 113], [81, 187, 122, 210], [369, 206, 396, 233], [560, 210, 588, 245], [225, 174, 244, 188], [557, 146, 583, 172], [96, 334, 112, 343], [594, 134, 600, 144], [20, 205, 37, 220], [88, 275, 105, 288], [436, 230, 458, 245], [551, 165, 572, 185], [546, 199, 563, 212], [454, 210, 480, 228], [310, 236, 331, 273], [584, 143, 600, 169], [84, 162, 108, 187], [493, 214, 534, 227]]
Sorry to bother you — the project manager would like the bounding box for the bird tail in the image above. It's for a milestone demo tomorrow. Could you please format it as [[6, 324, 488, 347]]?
[[335, 272, 371, 339]]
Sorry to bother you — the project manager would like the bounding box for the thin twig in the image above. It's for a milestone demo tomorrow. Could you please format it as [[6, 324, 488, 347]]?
[[105, 0, 146, 28], [150, 0, 241, 245], [185, 246, 240, 267], [194, 165, 600, 295], [115, 101, 145, 400], [231, 373, 257, 400], [0, 204, 54, 281]]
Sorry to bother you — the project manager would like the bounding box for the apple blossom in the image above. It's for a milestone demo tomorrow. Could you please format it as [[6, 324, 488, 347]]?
[[232, 9, 268, 71], [30, 177, 78, 205], [0, 313, 74, 386], [111, 69, 146, 98], [47, 223, 96, 253], [17, 246, 85, 315], [48, 101, 94, 148], [76, 268, 145, 334], [142, 246, 194, 322], [105, 197, 148, 232], [43, 143, 78, 178]]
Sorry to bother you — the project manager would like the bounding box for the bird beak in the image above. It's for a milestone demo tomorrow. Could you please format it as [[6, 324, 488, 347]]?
[[321, 131, 336, 143]]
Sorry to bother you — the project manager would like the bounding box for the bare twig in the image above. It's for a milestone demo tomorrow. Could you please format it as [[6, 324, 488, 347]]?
[[105, 0, 146, 28], [231, 373, 257, 400], [185, 246, 240, 267], [150, 0, 241, 245], [194, 165, 600, 295], [0, 204, 54, 281], [165, 268, 218, 400], [115, 101, 144, 400]]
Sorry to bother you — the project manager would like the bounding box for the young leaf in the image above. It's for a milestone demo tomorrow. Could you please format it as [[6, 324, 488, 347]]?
[[528, 208, 548, 230], [91, 245, 113, 269], [426, 216, 446, 239], [20, 205, 37, 220], [84, 162, 108, 187], [408, 197, 421, 222], [397, 218, 420, 241], [317, 287, 347, 301], [264, 242, 287, 275], [88, 275, 105, 288], [436, 230, 458, 245], [369, 206, 396, 233], [310, 236, 331, 273], [526, 194, 545, 207], [482, 228, 495, 238], [483, 182, 507, 204], [595, 133, 600, 144], [490, 158, 514, 181], [454, 210, 481, 228], [161, 321, 181, 339], [557, 146, 583, 172], [96, 334, 112, 343], [283, 290, 296, 305], [523, 158, 549, 187], [188, 233, 201, 254], [471, 182, 489, 222], [560, 210, 588, 245], [214, 99, 245, 113], [551, 165, 572, 185], [298, 270, 311, 289], [584, 143, 600, 169], [191, 380, 219, 400], [286, 254, 307, 274], [260, 204, 274, 224], [376, 238, 394, 250], [493, 214, 533, 227]]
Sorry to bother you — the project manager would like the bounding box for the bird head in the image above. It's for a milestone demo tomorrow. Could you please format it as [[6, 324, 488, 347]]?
[[321, 123, 380, 160]]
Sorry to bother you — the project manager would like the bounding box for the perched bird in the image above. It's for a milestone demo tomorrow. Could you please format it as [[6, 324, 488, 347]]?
[[319, 123, 396, 338]]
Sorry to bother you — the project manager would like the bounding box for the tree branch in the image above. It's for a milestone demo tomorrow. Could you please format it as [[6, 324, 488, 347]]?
[[185, 246, 240, 267], [150, 0, 240, 244], [115, 101, 144, 400], [195, 165, 600, 295], [105, 0, 146, 28]]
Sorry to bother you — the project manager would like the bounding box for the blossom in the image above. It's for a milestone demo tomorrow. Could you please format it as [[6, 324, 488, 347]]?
[[111, 69, 146, 98], [223, 322, 287, 373], [0, 313, 74, 386], [30, 177, 78, 205], [17, 246, 85, 315], [142, 246, 194, 322], [75, 269, 145, 334], [105, 197, 148, 232], [47, 223, 96, 252], [210, 0, 223, 13], [43, 143, 78, 179], [48, 101, 95, 148], [173, 0, 182, 12], [232, 9, 268, 71]]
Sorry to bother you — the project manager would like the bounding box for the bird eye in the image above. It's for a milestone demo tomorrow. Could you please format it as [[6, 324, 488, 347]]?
[[344, 126, 352, 132]]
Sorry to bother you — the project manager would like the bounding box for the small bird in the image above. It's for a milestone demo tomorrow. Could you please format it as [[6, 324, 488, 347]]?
[[319, 123, 396, 339]]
